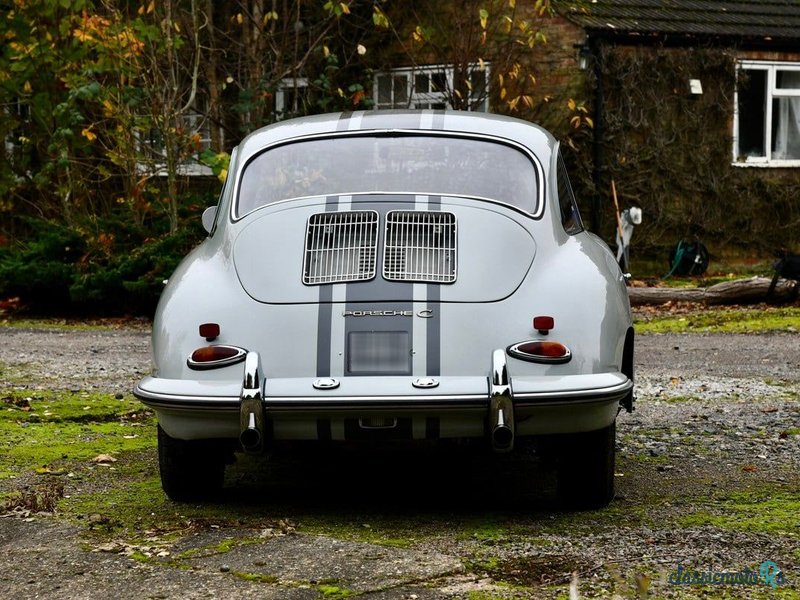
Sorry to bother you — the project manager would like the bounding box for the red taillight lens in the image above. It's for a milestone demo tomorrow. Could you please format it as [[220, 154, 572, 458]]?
[[533, 316, 554, 333], [507, 340, 571, 364], [199, 323, 220, 341], [187, 345, 247, 370]]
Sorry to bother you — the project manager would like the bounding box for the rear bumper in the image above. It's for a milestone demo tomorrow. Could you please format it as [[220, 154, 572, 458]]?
[[134, 374, 631, 411], [134, 351, 632, 443]]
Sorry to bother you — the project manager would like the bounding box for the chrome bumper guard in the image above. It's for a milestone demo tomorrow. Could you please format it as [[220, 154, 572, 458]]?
[[235, 348, 517, 453], [239, 351, 266, 453], [489, 348, 515, 452]]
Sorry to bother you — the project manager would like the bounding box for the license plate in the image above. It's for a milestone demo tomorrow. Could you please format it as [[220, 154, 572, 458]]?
[[347, 331, 411, 375]]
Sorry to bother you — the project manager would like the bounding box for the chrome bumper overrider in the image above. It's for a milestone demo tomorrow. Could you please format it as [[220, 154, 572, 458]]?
[[490, 349, 514, 452], [239, 351, 266, 453], [133, 350, 633, 450]]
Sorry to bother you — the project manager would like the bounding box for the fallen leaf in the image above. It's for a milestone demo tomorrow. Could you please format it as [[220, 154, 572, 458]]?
[[91, 454, 117, 464]]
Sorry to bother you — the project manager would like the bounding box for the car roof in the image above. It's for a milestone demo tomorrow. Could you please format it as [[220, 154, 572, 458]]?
[[236, 110, 557, 164]]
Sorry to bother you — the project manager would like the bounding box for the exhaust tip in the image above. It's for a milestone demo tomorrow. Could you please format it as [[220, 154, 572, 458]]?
[[240, 427, 262, 450], [492, 425, 514, 449]]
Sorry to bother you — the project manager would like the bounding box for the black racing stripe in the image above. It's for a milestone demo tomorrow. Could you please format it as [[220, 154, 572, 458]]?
[[316, 286, 333, 377], [344, 196, 416, 376], [336, 111, 353, 131], [432, 109, 446, 130], [316, 196, 340, 377], [426, 196, 442, 376]]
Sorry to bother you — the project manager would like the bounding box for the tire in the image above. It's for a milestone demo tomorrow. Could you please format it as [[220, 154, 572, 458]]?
[[555, 421, 616, 509], [157, 425, 226, 501]]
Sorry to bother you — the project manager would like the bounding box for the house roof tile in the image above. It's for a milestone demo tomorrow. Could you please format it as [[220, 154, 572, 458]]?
[[564, 0, 800, 40]]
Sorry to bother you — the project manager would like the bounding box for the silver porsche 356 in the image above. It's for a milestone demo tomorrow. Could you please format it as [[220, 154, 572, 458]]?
[[134, 110, 634, 508]]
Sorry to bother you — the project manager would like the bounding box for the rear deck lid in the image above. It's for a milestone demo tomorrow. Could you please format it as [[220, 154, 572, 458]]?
[[233, 195, 536, 304]]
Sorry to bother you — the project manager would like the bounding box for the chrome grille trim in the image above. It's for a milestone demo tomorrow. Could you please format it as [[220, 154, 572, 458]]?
[[303, 210, 379, 285], [383, 211, 457, 283]]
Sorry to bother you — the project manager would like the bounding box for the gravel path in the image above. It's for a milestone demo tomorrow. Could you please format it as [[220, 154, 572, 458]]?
[[1, 325, 798, 599]]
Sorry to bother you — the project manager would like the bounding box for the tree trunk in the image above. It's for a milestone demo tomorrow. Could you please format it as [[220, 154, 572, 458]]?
[[627, 277, 799, 306]]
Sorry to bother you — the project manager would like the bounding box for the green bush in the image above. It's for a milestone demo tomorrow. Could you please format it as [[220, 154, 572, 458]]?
[[69, 225, 202, 316], [0, 219, 85, 313], [0, 205, 207, 317]]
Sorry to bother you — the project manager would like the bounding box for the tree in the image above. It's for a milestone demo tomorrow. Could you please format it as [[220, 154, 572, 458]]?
[[376, 0, 555, 113], [0, 0, 102, 225]]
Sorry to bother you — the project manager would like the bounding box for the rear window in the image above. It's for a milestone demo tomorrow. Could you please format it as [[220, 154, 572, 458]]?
[[237, 135, 540, 217]]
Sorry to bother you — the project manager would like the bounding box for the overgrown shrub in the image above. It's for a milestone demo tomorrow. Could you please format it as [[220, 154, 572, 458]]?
[[0, 219, 86, 313], [69, 224, 203, 315], [0, 200, 208, 316], [568, 46, 800, 257]]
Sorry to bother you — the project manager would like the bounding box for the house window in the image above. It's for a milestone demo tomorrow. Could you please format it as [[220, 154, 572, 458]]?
[[137, 111, 213, 177], [374, 64, 490, 111], [735, 61, 800, 166], [275, 78, 309, 119], [3, 98, 30, 161]]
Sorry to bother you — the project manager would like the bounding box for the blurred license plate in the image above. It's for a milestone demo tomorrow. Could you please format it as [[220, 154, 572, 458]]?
[[347, 331, 410, 375]]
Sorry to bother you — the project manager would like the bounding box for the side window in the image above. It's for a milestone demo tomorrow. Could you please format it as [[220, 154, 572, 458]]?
[[735, 62, 800, 164], [557, 151, 584, 235]]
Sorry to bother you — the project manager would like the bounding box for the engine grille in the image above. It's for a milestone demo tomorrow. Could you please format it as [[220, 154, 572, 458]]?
[[303, 211, 379, 284], [383, 211, 457, 283]]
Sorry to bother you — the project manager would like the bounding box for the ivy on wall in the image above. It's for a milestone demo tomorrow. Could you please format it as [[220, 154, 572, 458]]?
[[570, 45, 800, 256]]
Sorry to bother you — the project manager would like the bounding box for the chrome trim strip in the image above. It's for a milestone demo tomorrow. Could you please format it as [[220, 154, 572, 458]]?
[[266, 394, 487, 406], [514, 380, 633, 406], [231, 129, 547, 221]]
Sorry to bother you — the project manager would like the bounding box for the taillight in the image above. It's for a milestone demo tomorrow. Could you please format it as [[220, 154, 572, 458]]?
[[507, 340, 571, 364], [533, 316, 554, 334], [187, 345, 247, 370], [199, 322, 220, 341]]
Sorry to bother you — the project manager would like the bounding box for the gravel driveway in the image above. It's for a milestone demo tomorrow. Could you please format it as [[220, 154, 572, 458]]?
[[1, 324, 798, 599]]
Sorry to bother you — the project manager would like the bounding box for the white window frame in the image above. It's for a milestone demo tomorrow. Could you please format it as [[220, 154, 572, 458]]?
[[136, 111, 214, 177], [275, 77, 309, 120], [734, 60, 800, 168], [3, 98, 29, 158], [373, 63, 490, 112]]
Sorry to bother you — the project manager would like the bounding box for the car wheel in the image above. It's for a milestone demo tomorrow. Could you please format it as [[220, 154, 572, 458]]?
[[555, 421, 616, 509], [157, 425, 226, 501]]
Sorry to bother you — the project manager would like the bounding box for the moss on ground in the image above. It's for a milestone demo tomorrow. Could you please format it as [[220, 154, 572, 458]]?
[[634, 306, 800, 334], [0, 389, 154, 480], [679, 490, 800, 536]]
